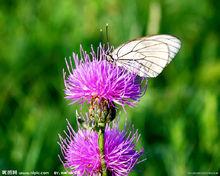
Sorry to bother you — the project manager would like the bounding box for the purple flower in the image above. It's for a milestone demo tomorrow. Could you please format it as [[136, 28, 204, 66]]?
[[64, 45, 143, 107], [59, 121, 143, 176]]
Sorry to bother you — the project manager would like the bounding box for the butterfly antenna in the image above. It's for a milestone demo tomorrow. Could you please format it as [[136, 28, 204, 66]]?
[[105, 23, 109, 44], [105, 23, 110, 53], [99, 28, 103, 44]]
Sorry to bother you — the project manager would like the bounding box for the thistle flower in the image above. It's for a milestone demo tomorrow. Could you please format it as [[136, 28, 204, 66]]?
[[59, 120, 143, 176], [64, 45, 143, 107]]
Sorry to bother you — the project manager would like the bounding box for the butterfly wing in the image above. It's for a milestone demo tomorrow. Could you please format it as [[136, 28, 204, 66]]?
[[111, 35, 181, 77]]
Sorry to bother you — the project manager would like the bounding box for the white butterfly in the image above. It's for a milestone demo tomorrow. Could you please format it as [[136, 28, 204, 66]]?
[[107, 35, 181, 78]]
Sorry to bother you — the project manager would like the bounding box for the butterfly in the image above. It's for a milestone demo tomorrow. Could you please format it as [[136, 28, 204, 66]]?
[[106, 35, 181, 78]]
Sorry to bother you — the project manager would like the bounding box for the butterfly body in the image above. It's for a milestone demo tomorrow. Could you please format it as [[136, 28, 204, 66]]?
[[108, 35, 181, 78], [106, 54, 114, 63]]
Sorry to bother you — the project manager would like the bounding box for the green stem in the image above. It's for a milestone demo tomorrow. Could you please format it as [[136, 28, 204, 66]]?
[[98, 127, 107, 176], [90, 97, 111, 175]]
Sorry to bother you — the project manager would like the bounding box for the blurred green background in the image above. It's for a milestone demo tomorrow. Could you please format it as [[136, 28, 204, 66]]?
[[0, 0, 220, 175]]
